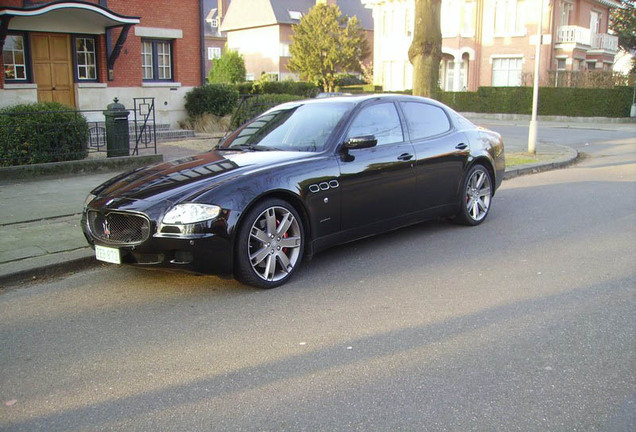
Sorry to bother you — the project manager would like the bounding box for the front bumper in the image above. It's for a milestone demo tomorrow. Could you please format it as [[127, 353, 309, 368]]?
[[82, 213, 234, 276]]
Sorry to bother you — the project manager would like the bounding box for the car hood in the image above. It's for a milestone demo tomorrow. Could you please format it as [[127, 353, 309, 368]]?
[[92, 150, 313, 204]]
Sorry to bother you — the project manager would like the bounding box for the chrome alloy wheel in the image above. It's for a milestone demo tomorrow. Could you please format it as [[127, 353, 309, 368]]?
[[248, 206, 302, 282], [465, 168, 492, 222]]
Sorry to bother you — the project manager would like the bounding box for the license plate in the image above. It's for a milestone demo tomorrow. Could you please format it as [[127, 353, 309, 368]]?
[[95, 245, 121, 264]]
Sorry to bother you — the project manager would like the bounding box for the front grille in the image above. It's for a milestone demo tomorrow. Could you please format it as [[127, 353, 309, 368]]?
[[87, 210, 151, 245]]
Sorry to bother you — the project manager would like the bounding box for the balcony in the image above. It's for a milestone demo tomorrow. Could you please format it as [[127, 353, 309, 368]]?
[[590, 33, 618, 52], [556, 26, 618, 53]]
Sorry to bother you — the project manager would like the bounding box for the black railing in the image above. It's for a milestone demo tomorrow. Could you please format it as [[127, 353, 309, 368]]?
[[132, 97, 157, 156]]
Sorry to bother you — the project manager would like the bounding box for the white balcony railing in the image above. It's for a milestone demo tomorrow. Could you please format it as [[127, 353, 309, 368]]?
[[591, 33, 618, 52], [557, 26, 618, 52], [557, 26, 591, 45]]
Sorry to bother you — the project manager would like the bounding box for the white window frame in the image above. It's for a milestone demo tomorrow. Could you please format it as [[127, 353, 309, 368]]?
[[491, 56, 524, 86], [494, 0, 526, 36], [75, 36, 97, 81], [3, 34, 28, 82], [208, 47, 221, 60]]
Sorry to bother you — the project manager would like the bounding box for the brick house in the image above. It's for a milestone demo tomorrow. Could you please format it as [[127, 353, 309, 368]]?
[[0, 0, 205, 126], [203, 0, 229, 77], [220, 0, 374, 81], [362, 0, 619, 91]]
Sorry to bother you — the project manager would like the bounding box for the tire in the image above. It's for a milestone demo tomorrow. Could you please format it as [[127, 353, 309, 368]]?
[[234, 198, 304, 288], [454, 164, 493, 226]]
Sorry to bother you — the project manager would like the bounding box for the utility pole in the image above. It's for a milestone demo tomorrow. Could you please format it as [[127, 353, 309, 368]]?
[[528, 0, 545, 155]]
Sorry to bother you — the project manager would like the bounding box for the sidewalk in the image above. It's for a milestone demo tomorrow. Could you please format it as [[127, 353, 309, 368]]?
[[0, 118, 631, 287]]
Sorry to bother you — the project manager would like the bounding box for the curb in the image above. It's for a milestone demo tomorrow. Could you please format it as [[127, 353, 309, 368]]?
[[503, 145, 579, 180], [0, 248, 99, 289], [0, 154, 163, 181]]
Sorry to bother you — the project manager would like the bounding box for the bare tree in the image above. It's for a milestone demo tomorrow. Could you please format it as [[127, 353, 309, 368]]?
[[409, 0, 442, 97]]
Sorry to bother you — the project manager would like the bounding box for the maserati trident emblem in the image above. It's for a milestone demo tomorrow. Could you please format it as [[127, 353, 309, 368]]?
[[102, 219, 112, 239]]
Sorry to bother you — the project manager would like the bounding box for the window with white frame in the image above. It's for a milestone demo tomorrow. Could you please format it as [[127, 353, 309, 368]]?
[[142, 39, 172, 81], [3, 34, 27, 81], [442, 0, 460, 37], [75, 37, 97, 80], [280, 43, 290, 57], [492, 57, 523, 86], [461, 1, 476, 36], [590, 11, 601, 34], [556, 58, 567, 70], [560, 1, 573, 26], [208, 47, 221, 60], [494, 0, 525, 35]]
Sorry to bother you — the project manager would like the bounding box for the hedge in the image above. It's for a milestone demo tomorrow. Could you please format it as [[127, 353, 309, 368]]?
[[0, 102, 89, 167], [233, 81, 319, 97], [437, 86, 634, 118], [184, 84, 239, 117], [231, 94, 305, 128]]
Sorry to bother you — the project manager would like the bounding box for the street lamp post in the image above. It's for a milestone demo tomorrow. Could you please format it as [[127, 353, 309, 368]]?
[[528, 0, 545, 155]]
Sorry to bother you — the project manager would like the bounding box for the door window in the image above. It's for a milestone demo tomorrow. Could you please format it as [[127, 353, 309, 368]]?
[[401, 102, 451, 140], [346, 103, 403, 146]]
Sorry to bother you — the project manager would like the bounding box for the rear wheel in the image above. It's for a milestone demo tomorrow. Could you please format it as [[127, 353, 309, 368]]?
[[234, 199, 304, 288], [454, 164, 492, 226]]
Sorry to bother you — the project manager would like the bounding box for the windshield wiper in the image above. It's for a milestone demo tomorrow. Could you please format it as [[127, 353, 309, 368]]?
[[233, 144, 281, 151]]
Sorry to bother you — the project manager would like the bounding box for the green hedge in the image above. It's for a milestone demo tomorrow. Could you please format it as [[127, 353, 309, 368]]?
[[232, 94, 305, 128], [184, 84, 239, 117], [437, 86, 633, 118], [336, 84, 381, 93], [233, 81, 319, 97], [0, 102, 89, 167]]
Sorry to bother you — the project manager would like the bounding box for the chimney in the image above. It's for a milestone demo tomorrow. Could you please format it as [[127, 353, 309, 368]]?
[[218, 0, 228, 23]]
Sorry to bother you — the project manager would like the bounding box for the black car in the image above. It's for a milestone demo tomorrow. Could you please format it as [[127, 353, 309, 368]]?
[[82, 95, 505, 288]]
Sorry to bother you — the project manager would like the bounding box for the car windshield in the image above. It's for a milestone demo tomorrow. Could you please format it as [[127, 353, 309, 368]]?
[[221, 102, 354, 152]]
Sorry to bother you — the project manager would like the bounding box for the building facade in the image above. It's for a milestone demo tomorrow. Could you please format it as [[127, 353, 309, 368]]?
[[362, 0, 619, 91], [203, 0, 229, 77], [221, 0, 374, 81], [0, 0, 204, 126]]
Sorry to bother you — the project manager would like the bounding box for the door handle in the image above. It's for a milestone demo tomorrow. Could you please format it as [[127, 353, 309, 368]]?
[[397, 153, 413, 161], [455, 143, 468, 150]]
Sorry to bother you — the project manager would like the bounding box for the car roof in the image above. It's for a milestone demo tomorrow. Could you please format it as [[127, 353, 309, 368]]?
[[275, 93, 446, 110]]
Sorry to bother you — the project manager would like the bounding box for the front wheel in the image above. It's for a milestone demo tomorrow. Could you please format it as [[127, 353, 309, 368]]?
[[454, 164, 493, 226], [234, 199, 304, 288]]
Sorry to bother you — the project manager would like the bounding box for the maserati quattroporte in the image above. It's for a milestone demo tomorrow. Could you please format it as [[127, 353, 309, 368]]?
[[82, 95, 505, 288]]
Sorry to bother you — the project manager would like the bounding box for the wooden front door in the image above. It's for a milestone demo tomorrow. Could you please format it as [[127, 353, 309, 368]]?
[[31, 33, 75, 107]]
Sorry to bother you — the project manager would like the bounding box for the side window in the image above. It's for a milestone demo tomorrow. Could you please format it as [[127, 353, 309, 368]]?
[[346, 103, 403, 146], [402, 102, 451, 140]]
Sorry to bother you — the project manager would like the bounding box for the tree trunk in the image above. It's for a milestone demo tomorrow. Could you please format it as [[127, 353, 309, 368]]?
[[409, 0, 442, 98]]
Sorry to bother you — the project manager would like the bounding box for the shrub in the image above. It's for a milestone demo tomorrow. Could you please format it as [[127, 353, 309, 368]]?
[[184, 84, 239, 117], [232, 94, 305, 128], [0, 102, 89, 167], [208, 49, 246, 84]]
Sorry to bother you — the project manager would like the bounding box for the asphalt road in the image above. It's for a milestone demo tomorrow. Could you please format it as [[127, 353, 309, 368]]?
[[1, 126, 635, 431]]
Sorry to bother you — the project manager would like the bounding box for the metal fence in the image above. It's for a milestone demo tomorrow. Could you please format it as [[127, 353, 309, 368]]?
[[0, 98, 157, 167]]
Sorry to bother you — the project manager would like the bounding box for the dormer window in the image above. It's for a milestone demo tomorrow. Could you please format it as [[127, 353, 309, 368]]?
[[289, 11, 303, 20]]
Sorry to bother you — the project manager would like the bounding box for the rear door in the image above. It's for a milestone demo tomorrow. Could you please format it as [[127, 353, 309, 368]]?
[[400, 101, 469, 210]]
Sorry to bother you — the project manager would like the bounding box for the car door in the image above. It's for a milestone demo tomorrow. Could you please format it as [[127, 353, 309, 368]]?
[[337, 101, 417, 231], [400, 101, 469, 210]]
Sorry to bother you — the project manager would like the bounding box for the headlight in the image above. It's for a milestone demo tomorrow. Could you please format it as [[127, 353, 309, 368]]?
[[84, 193, 96, 209], [162, 203, 221, 225]]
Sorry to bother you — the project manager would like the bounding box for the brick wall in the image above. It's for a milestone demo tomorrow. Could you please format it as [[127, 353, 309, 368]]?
[[0, 0, 202, 88]]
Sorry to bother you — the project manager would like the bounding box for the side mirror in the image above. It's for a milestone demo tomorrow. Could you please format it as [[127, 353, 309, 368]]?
[[344, 135, 377, 150]]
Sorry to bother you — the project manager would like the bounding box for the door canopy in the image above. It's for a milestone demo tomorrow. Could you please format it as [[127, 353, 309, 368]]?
[[0, 1, 140, 34]]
